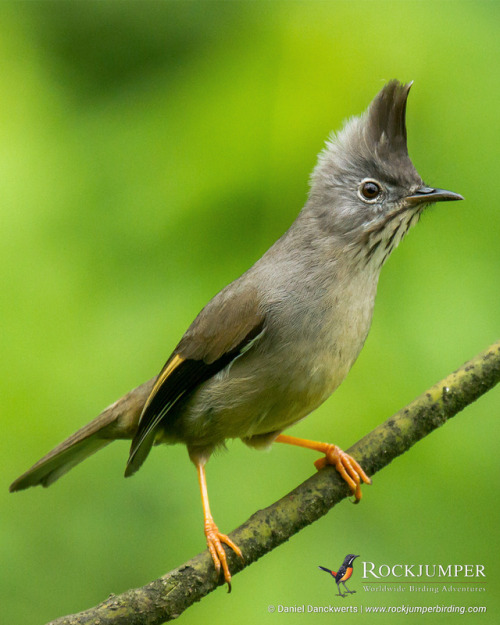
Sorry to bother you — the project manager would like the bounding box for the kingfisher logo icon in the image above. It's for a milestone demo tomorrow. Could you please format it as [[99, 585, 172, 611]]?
[[319, 554, 359, 597]]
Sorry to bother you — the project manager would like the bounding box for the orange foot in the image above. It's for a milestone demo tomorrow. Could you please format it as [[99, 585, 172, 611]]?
[[275, 434, 371, 503], [313, 444, 371, 503], [204, 518, 243, 592]]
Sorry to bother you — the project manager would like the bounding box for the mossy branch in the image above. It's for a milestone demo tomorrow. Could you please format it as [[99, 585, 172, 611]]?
[[47, 341, 500, 625]]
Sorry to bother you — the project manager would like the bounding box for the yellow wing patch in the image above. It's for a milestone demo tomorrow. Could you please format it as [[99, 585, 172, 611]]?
[[143, 354, 185, 412]]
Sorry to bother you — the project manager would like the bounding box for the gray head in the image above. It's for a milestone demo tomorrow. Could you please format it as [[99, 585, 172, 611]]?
[[306, 80, 462, 267]]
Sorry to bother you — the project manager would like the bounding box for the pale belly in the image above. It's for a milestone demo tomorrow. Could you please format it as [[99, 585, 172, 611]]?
[[158, 268, 378, 454], [166, 334, 362, 452]]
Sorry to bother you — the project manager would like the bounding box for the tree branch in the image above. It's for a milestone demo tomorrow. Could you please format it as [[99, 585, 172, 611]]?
[[47, 340, 500, 625]]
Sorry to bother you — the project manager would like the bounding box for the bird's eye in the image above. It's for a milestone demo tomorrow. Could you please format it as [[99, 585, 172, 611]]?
[[358, 179, 382, 203]]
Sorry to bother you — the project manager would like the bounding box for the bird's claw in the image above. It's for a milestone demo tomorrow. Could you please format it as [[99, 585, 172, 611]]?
[[314, 445, 371, 502], [204, 519, 243, 592]]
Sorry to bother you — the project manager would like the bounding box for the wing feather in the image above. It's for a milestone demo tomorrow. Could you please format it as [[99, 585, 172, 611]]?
[[125, 283, 264, 476]]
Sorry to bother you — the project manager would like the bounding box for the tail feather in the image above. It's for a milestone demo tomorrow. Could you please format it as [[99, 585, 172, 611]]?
[[9, 409, 119, 491], [9, 379, 153, 492], [10, 437, 112, 491], [318, 566, 336, 577]]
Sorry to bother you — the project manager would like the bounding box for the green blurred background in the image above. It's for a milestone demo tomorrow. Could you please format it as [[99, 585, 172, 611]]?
[[2, 1, 498, 623]]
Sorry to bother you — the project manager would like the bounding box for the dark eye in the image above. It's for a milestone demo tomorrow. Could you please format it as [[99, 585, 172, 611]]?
[[358, 179, 382, 202]]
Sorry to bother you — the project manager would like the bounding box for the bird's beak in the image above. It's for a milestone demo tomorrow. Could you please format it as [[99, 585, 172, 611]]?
[[405, 186, 464, 206]]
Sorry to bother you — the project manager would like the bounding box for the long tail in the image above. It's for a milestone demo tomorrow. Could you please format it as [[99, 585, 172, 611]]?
[[318, 566, 337, 577], [9, 379, 154, 491]]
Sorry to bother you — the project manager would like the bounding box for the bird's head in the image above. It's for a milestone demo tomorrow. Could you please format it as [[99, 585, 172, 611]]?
[[344, 554, 360, 567], [307, 80, 462, 266]]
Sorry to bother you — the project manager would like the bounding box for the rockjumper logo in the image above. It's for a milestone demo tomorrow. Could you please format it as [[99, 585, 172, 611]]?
[[362, 562, 486, 579], [318, 554, 359, 597]]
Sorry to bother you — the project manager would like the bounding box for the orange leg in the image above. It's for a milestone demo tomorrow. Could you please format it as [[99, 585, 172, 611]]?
[[275, 434, 371, 503], [196, 461, 243, 591]]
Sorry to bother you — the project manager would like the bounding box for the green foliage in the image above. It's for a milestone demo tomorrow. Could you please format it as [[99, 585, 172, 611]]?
[[2, 2, 498, 623]]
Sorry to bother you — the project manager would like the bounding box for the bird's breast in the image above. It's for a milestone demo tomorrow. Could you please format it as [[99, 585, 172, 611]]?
[[172, 267, 379, 449]]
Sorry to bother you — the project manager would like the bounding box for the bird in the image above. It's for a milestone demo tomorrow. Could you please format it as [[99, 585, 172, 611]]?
[[10, 80, 463, 591], [319, 554, 359, 597]]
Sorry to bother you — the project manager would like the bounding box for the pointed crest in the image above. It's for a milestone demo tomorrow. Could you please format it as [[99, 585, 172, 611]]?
[[365, 80, 412, 161], [309, 79, 423, 216]]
